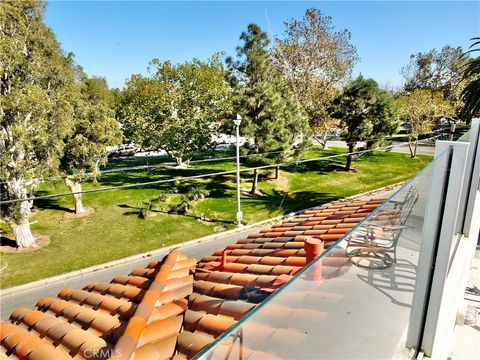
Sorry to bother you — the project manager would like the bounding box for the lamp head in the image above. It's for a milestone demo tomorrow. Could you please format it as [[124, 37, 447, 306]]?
[[233, 113, 242, 127]]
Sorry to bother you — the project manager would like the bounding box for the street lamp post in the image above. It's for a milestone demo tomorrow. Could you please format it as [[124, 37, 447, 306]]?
[[233, 114, 243, 226]]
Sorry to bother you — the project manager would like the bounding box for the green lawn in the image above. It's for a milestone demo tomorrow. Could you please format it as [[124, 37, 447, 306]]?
[[0, 148, 432, 289]]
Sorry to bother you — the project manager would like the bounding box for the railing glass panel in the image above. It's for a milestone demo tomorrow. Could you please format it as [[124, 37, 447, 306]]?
[[196, 150, 451, 360]]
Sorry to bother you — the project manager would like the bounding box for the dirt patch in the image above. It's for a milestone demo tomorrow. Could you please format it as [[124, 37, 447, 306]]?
[[30, 208, 40, 217], [0, 234, 50, 253], [241, 189, 265, 198], [64, 207, 95, 219], [164, 163, 190, 169]]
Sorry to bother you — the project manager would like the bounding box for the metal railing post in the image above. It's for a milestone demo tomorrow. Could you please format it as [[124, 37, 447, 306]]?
[[406, 144, 452, 351], [460, 118, 480, 234], [419, 141, 469, 358]]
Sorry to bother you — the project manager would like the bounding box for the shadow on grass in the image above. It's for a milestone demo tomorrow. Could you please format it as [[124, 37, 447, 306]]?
[[98, 166, 237, 188], [33, 191, 73, 213], [0, 236, 17, 248], [245, 189, 340, 215], [281, 158, 347, 175], [117, 203, 235, 225]]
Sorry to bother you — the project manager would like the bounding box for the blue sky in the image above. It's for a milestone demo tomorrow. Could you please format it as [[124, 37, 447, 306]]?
[[45, 1, 480, 89]]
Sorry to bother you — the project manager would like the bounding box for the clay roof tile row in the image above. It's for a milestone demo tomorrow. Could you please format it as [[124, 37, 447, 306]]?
[[1, 251, 196, 360], [1, 197, 386, 360]]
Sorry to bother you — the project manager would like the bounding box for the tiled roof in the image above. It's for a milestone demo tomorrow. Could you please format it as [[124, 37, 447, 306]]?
[[1, 197, 385, 360], [1, 251, 196, 360]]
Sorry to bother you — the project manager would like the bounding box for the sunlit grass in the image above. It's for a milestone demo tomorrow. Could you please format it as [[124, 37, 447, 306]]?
[[0, 147, 431, 288]]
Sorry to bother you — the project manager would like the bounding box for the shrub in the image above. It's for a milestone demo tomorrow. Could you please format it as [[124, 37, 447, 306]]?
[[187, 185, 210, 201], [168, 197, 192, 215]]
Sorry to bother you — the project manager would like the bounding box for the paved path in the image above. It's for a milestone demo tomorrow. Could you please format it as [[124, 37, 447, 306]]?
[[0, 227, 259, 320], [325, 140, 435, 156], [451, 245, 480, 359]]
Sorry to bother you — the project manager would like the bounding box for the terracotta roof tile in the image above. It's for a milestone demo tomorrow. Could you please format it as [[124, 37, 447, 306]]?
[[2, 197, 383, 359], [176, 331, 214, 358], [2, 251, 196, 360]]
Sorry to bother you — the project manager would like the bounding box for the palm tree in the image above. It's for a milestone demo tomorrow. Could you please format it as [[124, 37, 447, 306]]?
[[461, 37, 480, 118]]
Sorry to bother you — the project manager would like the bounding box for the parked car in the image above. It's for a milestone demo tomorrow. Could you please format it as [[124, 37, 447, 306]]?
[[108, 144, 138, 158]]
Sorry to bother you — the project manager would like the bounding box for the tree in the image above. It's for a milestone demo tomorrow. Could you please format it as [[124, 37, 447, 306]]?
[[365, 91, 398, 150], [461, 37, 480, 118], [396, 89, 454, 157], [61, 69, 122, 214], [117, 56, 232, 165], [401, 46, 469, 114], [331, 76, 397, 171], [0, 0, 75, 247], [228, 24, 310, 193], [274, 8, 358, 148]]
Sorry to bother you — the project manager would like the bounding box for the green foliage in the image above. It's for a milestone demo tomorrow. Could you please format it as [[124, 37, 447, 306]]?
[[395, 89, 454, 157], [401, 45, 468, 114], [0, 0, 76, 244], [365, 91, 399, 149], [168, 197, 192, 215], [186, 185, 210, 201], [117, 56, 232, 164], [173, 183, 209, 199], [274, 8, 358, 143], [61, 68, 122, 181], [461, 37, 480, 118], [228, 24, 311, 166], [0, 148, 432, 288], [139, 199, 158, 218], [137, 184, 209, 219], [396, 89, 454, 138], [331, 76, 398, 156]]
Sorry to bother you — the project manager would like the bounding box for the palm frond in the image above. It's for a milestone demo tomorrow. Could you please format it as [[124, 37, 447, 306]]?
[[460, 37, 480, 117]]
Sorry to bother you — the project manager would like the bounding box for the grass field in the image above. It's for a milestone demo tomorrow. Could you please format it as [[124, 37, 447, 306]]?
[[0, 147, 432, 288]]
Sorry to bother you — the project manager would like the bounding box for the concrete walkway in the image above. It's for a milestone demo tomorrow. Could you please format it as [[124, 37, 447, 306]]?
[[0, 227, 259, 319], [325, 140, 435, 156], [450, 245, 480, 359]]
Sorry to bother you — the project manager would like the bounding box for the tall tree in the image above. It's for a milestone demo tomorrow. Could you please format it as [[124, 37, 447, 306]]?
[[0, 0, 75, 247], [395, 89, 454, 157], [331, 76, 397, 171], [117, 56, 232, 165], [461, 37, 480, 118], [228, 24, 310, 193], [365, 91, 398, 150], [61, 69, 122, 214], [401, 45, 469, 114], [274, 8, 358, 148]]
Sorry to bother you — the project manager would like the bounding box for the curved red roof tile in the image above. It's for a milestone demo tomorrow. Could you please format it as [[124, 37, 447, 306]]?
[[1, 197, 385, 359]]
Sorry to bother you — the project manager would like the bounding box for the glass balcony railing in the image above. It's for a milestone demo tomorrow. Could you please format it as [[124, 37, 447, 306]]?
[[194, 149, 451, 359]]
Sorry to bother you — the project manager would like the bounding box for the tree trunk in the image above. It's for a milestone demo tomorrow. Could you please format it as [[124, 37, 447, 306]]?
[[322, 134, 329, 149], [250, 169, 259, 194], [64, 178, 87, 214], [345, 144, 354, 171], [275, 166, 280, 179], [408, 140, 415, 158], [3, 178, 36, 248], [11, 220, 36, 248], [28, 180, 37, 209], [314, 135, 328, 149], [413, 139, 418, 158], [449, 121, 456, 141]]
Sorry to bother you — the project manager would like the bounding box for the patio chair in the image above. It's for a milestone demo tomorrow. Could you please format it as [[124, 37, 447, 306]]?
[[347, 186, 419, 267]]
